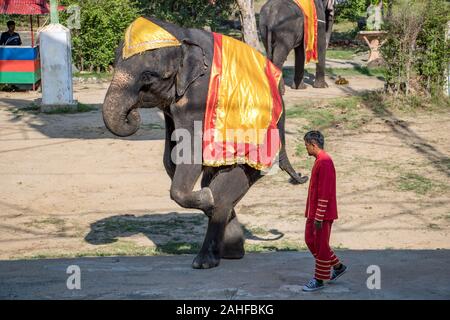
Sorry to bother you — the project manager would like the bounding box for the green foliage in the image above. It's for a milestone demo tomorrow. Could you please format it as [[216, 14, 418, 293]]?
[[58, 0, 235, 72], [397, 173, 449, 195], [335, 0, 371, 23], [139, 0, 235, 29], [382, 0, 450, 97], [60, 0, 141, 72], [415, 0, 450, 94]]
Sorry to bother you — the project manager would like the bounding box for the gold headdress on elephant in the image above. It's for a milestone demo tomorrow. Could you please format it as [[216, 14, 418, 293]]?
[[123, 17, 181, 59]]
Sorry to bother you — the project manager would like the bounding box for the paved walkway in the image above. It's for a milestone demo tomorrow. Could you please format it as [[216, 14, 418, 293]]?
[[1, 250, 449, 299]]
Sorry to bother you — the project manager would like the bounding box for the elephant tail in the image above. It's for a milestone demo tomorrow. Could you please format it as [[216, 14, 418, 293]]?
[[275, 105, 308, 185], [278, 146, 309, 185], [266, 27, 273, 61], [259, 7, 273, 61]]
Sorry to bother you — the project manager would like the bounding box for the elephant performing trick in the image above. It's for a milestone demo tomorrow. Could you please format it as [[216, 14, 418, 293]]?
[[259, 0, 335, 91], [102, 16, 308, 269]]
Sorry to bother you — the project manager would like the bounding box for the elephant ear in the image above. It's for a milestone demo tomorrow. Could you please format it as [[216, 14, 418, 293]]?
[[176, 40, 208, 97]]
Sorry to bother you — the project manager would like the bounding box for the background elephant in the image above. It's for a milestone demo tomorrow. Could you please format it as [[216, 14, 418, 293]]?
[[259, 0, 334, 90], [102, 17, 308, 269]]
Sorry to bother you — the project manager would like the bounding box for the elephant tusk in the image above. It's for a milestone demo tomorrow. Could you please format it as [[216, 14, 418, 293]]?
[[318, 19, 326, 24]]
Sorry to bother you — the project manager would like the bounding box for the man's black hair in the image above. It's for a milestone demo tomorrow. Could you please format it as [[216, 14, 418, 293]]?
[[7, 21, 15, 27], [304, 130, 324, 149]]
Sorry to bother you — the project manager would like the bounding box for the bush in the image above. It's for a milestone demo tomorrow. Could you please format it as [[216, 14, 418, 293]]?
[[59, 0, 235, 72], [335, 0, 371, 23], [381, 0, 450, 97], [60, 0, 141, 72], [140, 0, 235, 29]]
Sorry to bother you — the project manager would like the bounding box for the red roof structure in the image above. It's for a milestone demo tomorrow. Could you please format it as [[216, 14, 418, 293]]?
[[0, 0, 63, 15]]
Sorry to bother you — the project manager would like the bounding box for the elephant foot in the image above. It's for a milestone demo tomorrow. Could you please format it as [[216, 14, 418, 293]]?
[[198, 187, 215, 213], [291, 82, 308, 90], [192, 251, 220, 269], [222, 242, 245, 259], [313, 79, 329, 88]]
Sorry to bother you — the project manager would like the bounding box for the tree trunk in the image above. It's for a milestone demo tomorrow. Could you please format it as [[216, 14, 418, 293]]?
[[236, 0, 262, 52]]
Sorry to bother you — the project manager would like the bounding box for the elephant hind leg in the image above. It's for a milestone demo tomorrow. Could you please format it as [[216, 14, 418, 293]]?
[[192, 166, 251, 269], [293, 44, 307, 90], [222, 209, 245, 259], [271, 44, 291, 95]]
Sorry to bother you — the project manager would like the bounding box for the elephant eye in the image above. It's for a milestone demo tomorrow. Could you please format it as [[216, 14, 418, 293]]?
[[141, 71, 161, 83]]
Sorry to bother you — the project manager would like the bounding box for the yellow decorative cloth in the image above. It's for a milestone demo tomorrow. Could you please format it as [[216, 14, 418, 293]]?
[[123, 17, 181, 60], [203, 33, 283, 170], [292, 0, 318, 63]]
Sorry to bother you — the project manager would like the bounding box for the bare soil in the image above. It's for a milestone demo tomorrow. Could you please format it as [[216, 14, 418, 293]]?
[[0, 76, 449, 260]]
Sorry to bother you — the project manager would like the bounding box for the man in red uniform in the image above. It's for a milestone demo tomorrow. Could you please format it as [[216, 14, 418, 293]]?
[[302, 131, 347, 292]]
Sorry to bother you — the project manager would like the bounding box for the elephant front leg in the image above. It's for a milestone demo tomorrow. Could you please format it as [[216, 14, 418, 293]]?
[[192, 206, 230, 269], [170, 164, 214, 212], [313, 17, 329, 88], [192, 166, 250, 269]]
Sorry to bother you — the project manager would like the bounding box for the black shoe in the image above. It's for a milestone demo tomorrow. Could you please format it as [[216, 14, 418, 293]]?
[[329, 264, 347, 283]]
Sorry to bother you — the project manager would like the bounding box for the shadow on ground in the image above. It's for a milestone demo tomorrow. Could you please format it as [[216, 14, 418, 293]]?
[[84, 212, 285, 255], [0, 98, 165, 141]]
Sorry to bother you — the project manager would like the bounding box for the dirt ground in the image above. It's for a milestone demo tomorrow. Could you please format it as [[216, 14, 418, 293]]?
[[0, 74, 449, 260]]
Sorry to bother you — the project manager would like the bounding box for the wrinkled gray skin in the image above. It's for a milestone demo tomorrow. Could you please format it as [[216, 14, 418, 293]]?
[[260, 0, 334, 91], [103, 17, 308, 269]]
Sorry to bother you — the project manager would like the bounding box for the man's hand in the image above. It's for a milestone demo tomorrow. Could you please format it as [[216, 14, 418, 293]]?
[[314, 220, 323, 230]]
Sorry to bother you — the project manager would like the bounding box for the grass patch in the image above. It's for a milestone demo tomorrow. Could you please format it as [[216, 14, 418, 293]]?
[[24, 217, 65, 228], [244, 226, 271, 237], [286, 96, 370, 131], [283, 66, 385, 80], [305, 66, 386, 78], [361, 91, 450, 115], [427, 223, 441, 230], [17, 240, 203, 260], [14, 239, 312, 260], [397, 173, 446, 195], [326, 48, 358, 60], [43, 102, 97, 114], [245, 241, 308, 253], [73, 72, 112, 81]]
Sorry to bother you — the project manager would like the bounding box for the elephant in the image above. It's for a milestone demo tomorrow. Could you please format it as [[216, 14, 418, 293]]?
[[259, 0, 335, 91], [102, 16, 308, 269]]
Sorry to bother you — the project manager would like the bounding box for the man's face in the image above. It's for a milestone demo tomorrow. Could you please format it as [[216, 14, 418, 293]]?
[[8, 24, 15, 33], [304, 141, 315, 156]]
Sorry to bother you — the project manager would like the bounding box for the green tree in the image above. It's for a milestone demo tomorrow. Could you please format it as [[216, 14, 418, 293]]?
[[415, 0, 450, 94], [382, 0, 450, 96], [139, 0, 234, 30], [60, 0, 235, 71], [335, 0, 370, 22], [61, 0, 141, 72]]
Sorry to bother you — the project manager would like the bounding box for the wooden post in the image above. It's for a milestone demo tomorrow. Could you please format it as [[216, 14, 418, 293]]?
[[30, 15, 34, 47], [446, 21, 449, 96]]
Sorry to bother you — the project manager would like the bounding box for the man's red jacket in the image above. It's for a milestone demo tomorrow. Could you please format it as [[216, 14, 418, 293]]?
[[305, 150, 338, 221]]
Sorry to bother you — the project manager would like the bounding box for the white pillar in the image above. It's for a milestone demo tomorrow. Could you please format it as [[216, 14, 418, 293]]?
[[39, 23, 76, 110]]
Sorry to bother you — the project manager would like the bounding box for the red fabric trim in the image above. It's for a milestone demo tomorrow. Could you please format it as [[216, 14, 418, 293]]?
[[312, 0, 318, 61], [203, 33, 283, 169], [203, 32, 222, 162]]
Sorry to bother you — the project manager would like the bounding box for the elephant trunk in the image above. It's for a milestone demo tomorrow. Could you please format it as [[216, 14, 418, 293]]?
[[102, 81, 141, 137]]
